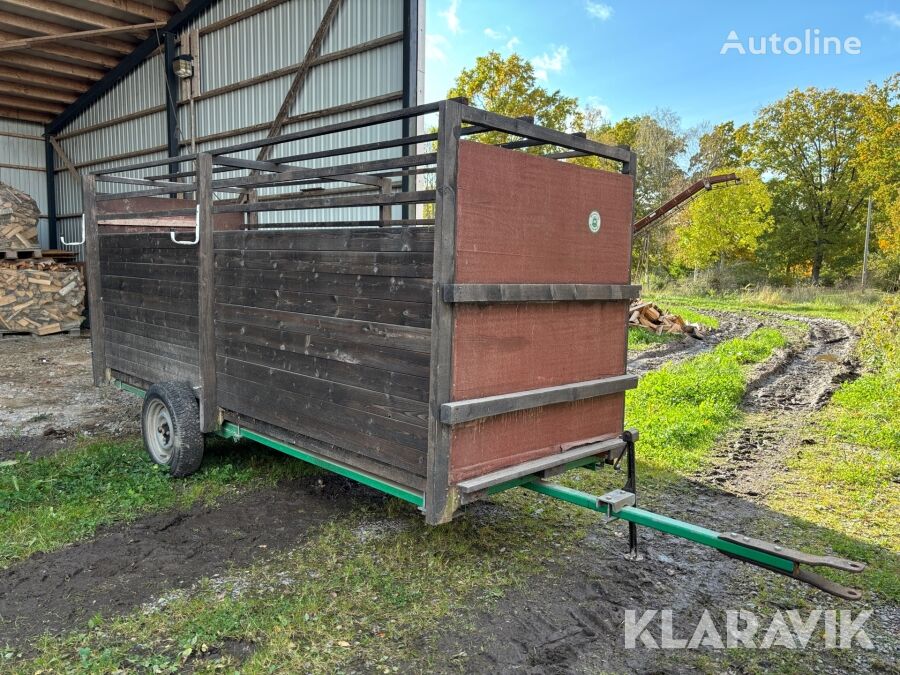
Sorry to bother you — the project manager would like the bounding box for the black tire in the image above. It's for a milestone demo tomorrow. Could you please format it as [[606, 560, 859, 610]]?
[[141, 381, 204, 477]]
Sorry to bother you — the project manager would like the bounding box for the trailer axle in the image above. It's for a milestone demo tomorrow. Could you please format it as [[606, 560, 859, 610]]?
[[521, 480, 866, 600]]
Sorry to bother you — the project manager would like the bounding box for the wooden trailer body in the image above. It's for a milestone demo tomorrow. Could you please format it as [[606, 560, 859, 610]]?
[[83, 100, 639, 524]]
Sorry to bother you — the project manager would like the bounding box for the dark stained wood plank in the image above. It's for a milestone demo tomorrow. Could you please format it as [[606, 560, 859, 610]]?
[[105, 315, 198, 350], [197, 152, 218, 433], [83, 174, 106, 385], [100, 261, 198, 283], [218, 356, 428, 428], [107, 342, 199, 385], [441, 374, 638, 425], [103, 301, 199, 333], [215, 321, 430, 378], [215, 303, 431, 354], [214, 285, 431, 328], [214, 227, 434, 253], [218, 374, 427, 476], [101, 288, 198, 316], [214, 248, 433, 278], [441, 283, 642, 303], [216, 339, 429, 403], [105, 327, 199, 366]]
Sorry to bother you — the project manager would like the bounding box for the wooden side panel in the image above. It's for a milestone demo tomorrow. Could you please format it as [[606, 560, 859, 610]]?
[[454, 141, 633, 284], [97, 196, 243, 232], [98, 232, 199, 386], [214, 227, 434, 489], [448, 142, 633, 482]]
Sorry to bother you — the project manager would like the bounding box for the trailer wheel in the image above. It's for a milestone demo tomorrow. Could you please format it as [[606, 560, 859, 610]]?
[[141, 382, 204, 477]]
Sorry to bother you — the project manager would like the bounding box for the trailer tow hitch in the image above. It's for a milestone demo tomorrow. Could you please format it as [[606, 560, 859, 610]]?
[[521, 480, 867, 600]]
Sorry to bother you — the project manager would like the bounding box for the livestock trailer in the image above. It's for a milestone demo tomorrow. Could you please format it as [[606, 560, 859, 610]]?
[[77, 100, 864, 599]]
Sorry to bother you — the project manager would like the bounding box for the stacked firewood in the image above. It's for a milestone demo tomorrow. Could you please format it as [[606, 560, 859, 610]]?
[[629, 300, 704, 337], [0, 260, 85, 335], [0, 182, 41, 251]]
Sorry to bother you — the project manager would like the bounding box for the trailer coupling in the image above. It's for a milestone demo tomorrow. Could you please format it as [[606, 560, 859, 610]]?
[[522, 480, 866, 600]]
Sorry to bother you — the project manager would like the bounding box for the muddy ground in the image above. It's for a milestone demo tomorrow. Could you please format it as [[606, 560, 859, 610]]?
[[0, 332, 139, 459], [0, 316, 896, 673]]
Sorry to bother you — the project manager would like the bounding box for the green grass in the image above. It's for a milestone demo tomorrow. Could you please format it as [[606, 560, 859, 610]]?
[[627, 326, 679, 351], [626, 328, 786, 472], [6, 328, 789, 673], [763, 297, 900, 600], [0, 438, 313, 569], [652, 286, 883, 324]]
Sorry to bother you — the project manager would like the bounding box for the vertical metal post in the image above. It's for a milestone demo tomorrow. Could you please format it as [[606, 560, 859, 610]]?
[[862, 196, 872, 288], [622, 428, 640, 559], [196, 153, 218, 432], [44, 138, 58, 249], [164, 31, 181, 185], [82, 174, 106, 385]]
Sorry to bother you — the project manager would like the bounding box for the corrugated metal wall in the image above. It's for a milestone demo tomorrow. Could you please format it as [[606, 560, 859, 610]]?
[[0, 120, 49, 247], [48, 0, 411, 254]]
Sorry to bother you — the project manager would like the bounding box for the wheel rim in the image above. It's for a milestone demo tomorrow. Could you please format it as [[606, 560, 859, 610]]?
[[146, 399, 175, 464]]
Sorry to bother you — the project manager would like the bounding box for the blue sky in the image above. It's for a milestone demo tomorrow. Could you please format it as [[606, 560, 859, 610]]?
[[424, 1, 900, 127]]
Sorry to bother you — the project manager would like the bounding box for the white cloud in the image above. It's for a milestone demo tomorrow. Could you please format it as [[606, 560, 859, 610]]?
[[441, 0, 461, 34], [483, 27, 503, 39], [867, 11, 900, 29], [531, 45, 569, 80], [426, 34, 449, 63], [506, 36, 520, 50], [585, 1, 614, 21], [483, 26, 521, 52]]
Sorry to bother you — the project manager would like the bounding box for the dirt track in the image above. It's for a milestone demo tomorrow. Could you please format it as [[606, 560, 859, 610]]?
[[0, 315, 896, 672]]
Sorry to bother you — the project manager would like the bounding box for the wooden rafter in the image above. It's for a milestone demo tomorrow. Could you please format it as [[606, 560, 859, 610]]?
[[78, 0, 172, 22], [0, 22, 165, 52], [0, 64, 89, 92], [1, 52, 106, 80], [0, 30, 119, 67], [0, 95, 65, 115], [0, 80, 78, 104], [1, 0, 134, 30], [0, 9, 138, 53], [0, 106, 53, 123]]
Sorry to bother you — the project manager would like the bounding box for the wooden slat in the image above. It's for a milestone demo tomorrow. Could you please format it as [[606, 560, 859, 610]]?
[[214, 303, 431, 354], [218, 374, 427, 476], [216, 339, 428, 404], [441, 283, 642, 303], [197, 153, 217, 432], [103, 301, 198, 332], [215, 227, 434, 253], [215, 248, 433, 278], [107, 343, 199, 384], [455, 437, 626, 494], [105, 327, 198, 365], [441, 374, 638, 425], [83, 175, 106, 384], [105, 314, 197, 350]]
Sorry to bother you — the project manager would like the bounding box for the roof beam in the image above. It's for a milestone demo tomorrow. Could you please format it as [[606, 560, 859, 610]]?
[[77, 0, 171, 22], [1, 52, 106, 80], [0, 30, 120, 67], [0, 64, 89, 92], [0, 79, 78, 104], [0, 9, 138, 53], [0, 22, 164, 52], [0, 95, 65, 115], [0, 0, 133, 29], [0, 106, 53, 123]]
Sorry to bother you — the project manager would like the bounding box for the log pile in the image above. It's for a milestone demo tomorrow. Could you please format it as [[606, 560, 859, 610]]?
[[629, 300, 705, 338], [0, 182, 41, 251], [0, 260, 85, 336]]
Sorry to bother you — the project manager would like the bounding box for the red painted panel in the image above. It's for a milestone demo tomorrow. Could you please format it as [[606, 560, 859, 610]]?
[[448, 395, 625, 483], [454, 141, 633, 284], [451, 301, 628, 400]]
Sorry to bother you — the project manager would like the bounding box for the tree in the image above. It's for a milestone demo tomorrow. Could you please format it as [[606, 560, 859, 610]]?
[[855, 75, 900, 288], [676, 167, 773, 269], [748, 87, 868, 284], [447, 51, 581, 146], [688, 121, 749, 178]]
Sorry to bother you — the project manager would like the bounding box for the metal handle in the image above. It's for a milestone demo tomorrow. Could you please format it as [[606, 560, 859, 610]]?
[[60, 214, 86, 246], [170, 205, 200, 245]]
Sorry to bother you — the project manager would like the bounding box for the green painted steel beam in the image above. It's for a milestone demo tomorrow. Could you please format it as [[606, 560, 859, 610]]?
[[218, 423, 425, 508], [521, 481, 795, 574], [112, 379, 146, 398]]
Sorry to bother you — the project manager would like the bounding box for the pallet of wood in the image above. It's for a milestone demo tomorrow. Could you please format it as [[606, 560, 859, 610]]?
[[629, 300, 705, 338], [0, 259, 85, 336], [0, 181, 41, 252]]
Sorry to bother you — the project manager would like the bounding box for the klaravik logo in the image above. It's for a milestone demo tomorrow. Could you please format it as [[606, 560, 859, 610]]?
[[721, 29, 861, 56]]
